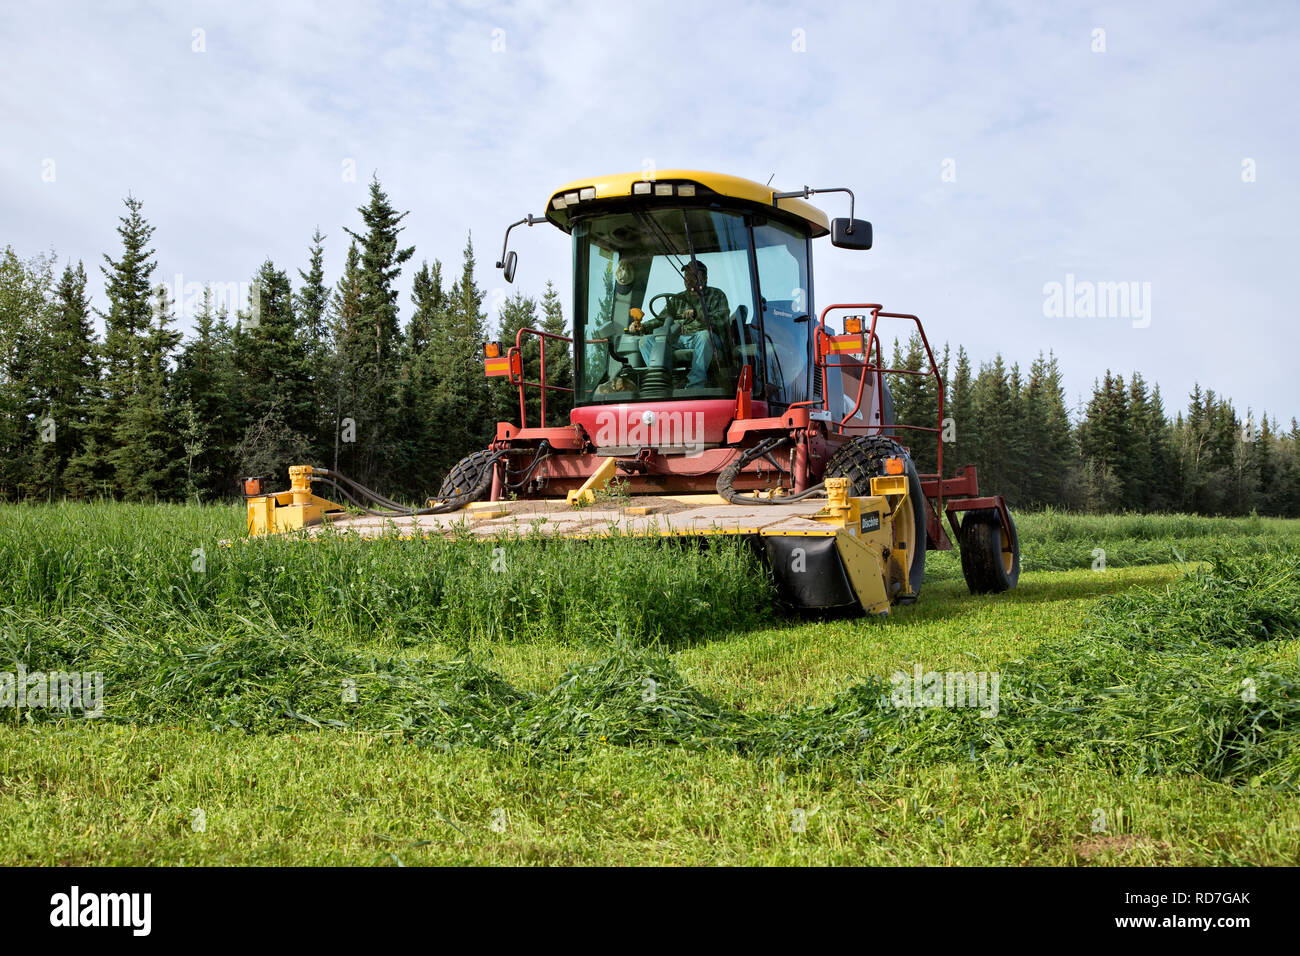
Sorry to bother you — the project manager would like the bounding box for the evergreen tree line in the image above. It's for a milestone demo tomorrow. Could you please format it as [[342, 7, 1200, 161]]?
[[887, 336, 1300, 516], [0, 180, 570, 503], [1, 184, 1295, 515]]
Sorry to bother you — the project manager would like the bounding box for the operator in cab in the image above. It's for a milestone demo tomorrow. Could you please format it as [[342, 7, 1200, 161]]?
[[628, 259, 729, 389]]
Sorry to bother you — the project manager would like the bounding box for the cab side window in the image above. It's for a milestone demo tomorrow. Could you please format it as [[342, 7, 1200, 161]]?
[[753, 222, 811, 407]]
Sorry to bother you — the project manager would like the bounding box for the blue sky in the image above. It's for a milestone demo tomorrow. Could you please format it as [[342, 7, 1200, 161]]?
[[2, 0, 1296, 421]]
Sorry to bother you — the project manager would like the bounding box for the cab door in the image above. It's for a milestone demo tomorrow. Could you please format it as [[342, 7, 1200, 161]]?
[[752, 220, 813, 409]]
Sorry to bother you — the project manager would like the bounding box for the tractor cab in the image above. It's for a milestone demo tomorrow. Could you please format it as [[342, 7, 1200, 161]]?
[[548, 172, 830, 418], [570, 201, 809, 412]]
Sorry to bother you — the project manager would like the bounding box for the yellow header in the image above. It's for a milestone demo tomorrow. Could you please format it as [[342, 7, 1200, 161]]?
[[545, 170, 831, 238]]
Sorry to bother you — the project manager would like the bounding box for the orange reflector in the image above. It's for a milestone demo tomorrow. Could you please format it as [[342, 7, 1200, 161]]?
[[243, 477, 262, 496], [844, 316, 863, 334], [825, 335, 865, 355], [884, 457, 905, 475], [485, 342, 501, 358]]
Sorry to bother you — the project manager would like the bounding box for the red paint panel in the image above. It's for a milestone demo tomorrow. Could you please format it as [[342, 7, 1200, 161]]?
[[570, 398, 742, 448]]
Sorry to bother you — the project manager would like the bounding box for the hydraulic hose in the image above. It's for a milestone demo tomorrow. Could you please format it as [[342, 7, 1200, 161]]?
[[309, 477, 408, 517], [312, 454, 506, 517], [715, 436, 827, 505], [504, 441, 551, 491]]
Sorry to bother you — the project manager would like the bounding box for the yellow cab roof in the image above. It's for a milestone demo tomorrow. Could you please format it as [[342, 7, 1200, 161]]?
[[544, 170, 831, 238]]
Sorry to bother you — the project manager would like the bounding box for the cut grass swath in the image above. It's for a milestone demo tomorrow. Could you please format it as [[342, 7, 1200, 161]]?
[[4, 550, 1298, 788]]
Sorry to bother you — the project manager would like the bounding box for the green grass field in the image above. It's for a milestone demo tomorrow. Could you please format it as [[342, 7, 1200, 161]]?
[[0, 503, 1297, 865]]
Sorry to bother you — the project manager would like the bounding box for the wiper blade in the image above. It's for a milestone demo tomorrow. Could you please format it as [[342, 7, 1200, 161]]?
[[633, 208, 686, 281], [680, 208, 713, 330]]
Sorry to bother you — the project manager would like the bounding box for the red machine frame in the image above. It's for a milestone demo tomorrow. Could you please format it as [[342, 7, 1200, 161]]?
[[489, 305, 1013, 554]]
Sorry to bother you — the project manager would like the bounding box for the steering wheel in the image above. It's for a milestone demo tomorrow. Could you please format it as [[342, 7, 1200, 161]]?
[[645, 292, 674, 321]]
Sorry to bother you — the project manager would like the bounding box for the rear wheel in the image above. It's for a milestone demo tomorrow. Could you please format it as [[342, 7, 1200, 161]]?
[[436, 448, 498, 502], [824, 435, 928, 602], [958, 507, 1020, 594]]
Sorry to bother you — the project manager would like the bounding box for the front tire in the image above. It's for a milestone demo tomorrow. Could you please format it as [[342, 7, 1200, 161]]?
[[436, 449, 498, 503]]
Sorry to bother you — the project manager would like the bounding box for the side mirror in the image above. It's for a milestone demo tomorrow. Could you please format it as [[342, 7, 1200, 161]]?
[[830, 218, 872, 250], [502, 250, 518, 284]]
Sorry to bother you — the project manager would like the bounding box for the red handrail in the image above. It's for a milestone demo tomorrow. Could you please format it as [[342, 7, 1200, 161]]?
[[814, 305, 949, 511], [511, 326, 575, 429]]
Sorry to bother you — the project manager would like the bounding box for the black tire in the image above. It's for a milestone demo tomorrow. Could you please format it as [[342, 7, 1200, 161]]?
[[437, 448, 498, 502], [958, 507, 1020, 594], [824, 435, 928, 602]]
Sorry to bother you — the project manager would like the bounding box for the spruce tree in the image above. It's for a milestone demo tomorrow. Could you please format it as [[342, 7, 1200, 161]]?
[[100, 198, 156, 418], [428, 234, 492, 478], [1035, 352, 1076, 508], [174, 287, 237, 499], [539, 280, 573, 425], [295, 228, 334, 463], [87, 195, 159, 495], [393, 259, 446, 496], [1253, 412, 1277, 512], [238, 261, 311, 429], [1125, 373, 1154, 510], [1002, 361, 1029, 503], [328, 242, 364, 474], [1268, 419, 1300, 517], [946, 346, 975, 474], [1078, 372, 1131, 512], [970, 355, 1014, 503], [336, 177, 415, 487], [493, 292, 540, 427], [231, 262, 314, 484], [0, 248, 56, 497], [892, 333, 939, 474], [1143, 383, 1175, 511], [111, 284, 181, 499], [1020, 354, 1056, 506], [31, 261, 99, 497]]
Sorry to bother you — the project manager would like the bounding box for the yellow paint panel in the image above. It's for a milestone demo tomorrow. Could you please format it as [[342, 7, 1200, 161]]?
[[835, 530, 891, 614], [566, 456, 619, 507], [546, 170, 830, 237]]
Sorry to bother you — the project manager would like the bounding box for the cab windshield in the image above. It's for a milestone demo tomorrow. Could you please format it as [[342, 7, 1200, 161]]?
[[573, 207, 758, 404]]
